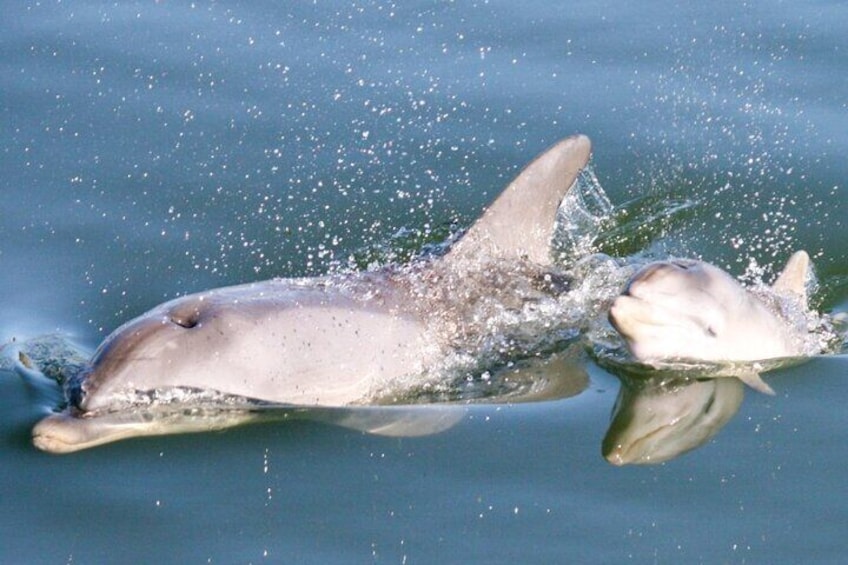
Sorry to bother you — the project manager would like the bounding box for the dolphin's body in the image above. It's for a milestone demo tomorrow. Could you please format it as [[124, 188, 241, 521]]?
[[30, 135, 592, 453], [608, 251, 814, 392]]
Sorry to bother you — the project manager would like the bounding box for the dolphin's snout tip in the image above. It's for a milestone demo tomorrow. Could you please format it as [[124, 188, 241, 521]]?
[[607, 296, 633, 334], [32, 414, 78, 454], [608, 299, 620, 326]]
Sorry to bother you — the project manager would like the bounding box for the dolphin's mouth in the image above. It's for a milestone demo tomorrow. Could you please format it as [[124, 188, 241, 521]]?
[[607, 299, 628, 334], [609, 284, 666, 331], [82, 386, 277, 415], [605, 421, 676, 466], [32, 403, 267, 454]]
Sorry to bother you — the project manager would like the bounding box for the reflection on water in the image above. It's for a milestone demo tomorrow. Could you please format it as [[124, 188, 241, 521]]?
[[602, 372, 744, 466]]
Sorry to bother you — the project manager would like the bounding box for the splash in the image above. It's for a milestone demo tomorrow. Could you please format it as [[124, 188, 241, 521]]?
[[594, 192, 702, 259], [1, 334, 88, 385], [552, 165, 614, 264], [625, 19, 834, 277], [751, 285, 841, 358]]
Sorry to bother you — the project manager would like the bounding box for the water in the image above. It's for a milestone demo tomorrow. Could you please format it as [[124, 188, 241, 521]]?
[[2, 1, 848, 562]]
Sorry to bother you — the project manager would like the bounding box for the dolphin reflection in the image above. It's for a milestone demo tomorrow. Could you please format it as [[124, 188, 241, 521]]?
[[602, 371, 744, 466]]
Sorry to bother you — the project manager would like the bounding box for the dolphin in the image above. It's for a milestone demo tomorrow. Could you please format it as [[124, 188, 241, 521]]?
[[608, 251, 813, 393], [29, 135, 593, 453]]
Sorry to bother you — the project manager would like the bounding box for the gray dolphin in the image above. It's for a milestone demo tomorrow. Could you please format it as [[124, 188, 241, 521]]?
[[608, 251, 815, 393], [31, 135, 592, 453]]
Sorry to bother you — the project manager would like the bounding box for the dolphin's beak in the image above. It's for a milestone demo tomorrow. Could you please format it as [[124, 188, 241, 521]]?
[[608, 295, 641, 337]]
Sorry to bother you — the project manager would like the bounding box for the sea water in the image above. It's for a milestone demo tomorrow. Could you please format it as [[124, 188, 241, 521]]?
[[2, 1, 847, 563]]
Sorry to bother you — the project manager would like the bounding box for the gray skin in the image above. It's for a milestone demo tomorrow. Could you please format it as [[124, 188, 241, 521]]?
[[31, 135, 592, 453]]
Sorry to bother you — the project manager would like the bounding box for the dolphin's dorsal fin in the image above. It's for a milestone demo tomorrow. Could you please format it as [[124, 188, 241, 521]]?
[[771, 250, 810, 304], [446, 135, 591, 267]]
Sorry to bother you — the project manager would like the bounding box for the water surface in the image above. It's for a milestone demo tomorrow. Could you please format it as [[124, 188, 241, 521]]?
[[2, 1, 847, 563]]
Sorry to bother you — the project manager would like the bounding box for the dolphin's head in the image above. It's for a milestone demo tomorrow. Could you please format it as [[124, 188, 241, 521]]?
[[70, 279, 432, 414], [608, 259, 792, 363], [73, 291, 265, 413]]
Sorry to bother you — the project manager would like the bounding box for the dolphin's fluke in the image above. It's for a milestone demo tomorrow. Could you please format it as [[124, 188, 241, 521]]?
[[447, 135, 591, 266], [772, 250, 810, 303]]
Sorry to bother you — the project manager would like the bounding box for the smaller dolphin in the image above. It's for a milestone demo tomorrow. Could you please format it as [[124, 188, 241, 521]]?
[[608, 251, 813, 393]]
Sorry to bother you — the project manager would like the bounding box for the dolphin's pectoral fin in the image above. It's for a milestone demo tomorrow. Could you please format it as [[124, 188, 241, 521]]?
[[736, 371, 775, 395], [306, 405, 467, 437], [771, 250, 810, 304], [446, 135, 592, 267]]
